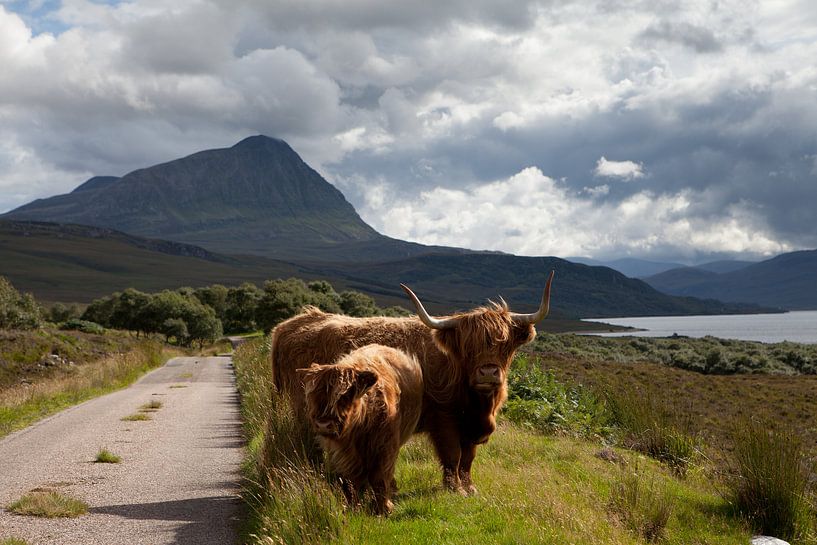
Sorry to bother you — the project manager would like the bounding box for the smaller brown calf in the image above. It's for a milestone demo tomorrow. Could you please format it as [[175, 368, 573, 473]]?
[[297, 344, 423, 515]]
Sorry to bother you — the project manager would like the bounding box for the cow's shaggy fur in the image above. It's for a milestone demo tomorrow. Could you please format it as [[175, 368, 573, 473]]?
[[296, 344, 423, 514], [272, 301, 536, 494]]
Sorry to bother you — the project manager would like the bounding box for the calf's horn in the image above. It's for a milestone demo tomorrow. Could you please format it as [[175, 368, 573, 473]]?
[[510, 270, 555, 325], [400, 284, 459, 330]]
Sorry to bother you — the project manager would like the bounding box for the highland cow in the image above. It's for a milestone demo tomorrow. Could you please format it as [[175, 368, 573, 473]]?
[[272, 271, 554, 495], [296, 344, 423, 515]]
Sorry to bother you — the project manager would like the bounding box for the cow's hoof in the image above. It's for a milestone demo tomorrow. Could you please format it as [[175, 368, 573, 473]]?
[[461, 483, 478, 496]]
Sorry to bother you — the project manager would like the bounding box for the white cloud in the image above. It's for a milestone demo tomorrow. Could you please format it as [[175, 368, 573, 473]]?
[[594, 156, 645, 180], [360, 167, 790, 260]]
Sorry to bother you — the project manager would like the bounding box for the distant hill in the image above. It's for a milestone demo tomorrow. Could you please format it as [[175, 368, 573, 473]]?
[[567, 257, 686, 278], [693, 260, 754, 274], [644, 250, 817, 309], [0, 220, 770, 318], [1, 136, 463, 262]]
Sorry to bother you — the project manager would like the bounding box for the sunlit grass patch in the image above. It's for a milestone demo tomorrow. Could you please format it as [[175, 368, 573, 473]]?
[[169, 384, 188, 389], [94, 447, 122, 463], [176, 372, 193, 379], [139, 399, 162, 411], [609, 468, 675, 542], [0, 538, 30, 545], [7, 489, 88, 518], [121, 413, 151, 421]]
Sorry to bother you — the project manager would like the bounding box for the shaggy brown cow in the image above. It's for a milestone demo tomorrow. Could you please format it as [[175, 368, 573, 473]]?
[[296, 344, 423, 515], [272, 271, 553, 494]]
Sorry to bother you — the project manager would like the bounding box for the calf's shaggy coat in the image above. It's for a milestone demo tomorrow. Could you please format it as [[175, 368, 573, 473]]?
[[296, 344, 423, 514]]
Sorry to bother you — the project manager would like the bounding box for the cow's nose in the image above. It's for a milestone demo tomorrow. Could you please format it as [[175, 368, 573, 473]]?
[[315, 419, 335, 432], [479, 365, 500, 379]]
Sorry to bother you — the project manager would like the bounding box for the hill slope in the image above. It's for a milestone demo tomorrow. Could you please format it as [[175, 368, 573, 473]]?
[[1, 136, 457, 262], [0, 220, 768, 317], [644, 249, 817, 309]]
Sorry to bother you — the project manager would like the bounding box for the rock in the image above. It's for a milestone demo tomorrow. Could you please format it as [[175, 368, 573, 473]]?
[[751, 536, 790, 545]]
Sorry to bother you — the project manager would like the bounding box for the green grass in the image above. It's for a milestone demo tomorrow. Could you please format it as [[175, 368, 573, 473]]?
[[169, 384, 187, 388], [233, 336, 753, 545], [7, 489, 88, 518], [121, 413, 151, 421], [139, 399, 163, 411], [94, 448, 122, 463], [609, 467, 676, 542], [728, 419, 816, 542], [0, 340, 170, 438], [0, 538, 30, 545]]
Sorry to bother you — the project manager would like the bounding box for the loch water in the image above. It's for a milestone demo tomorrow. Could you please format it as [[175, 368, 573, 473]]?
[[583, 310, 817, 344]]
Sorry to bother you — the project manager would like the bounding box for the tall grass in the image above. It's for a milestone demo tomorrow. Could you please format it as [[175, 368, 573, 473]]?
[[609, 468, 676, 542], [0, 340, 171, 438], [233, 338, 345, 545], [728, 419, 816, 543], [605, 386, 698, 475]]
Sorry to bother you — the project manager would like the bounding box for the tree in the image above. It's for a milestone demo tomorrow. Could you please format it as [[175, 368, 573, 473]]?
[[0, 276, 42, 330], [339, 290, 378, 317], [224, 283, 262, 333], [81, 295, 117, 326], [49, 302, 79, 323], [194, 284, 229, 322], [108, 289, 153, 335], [161, 318, 189, 345], [184, 303, 223, 347]]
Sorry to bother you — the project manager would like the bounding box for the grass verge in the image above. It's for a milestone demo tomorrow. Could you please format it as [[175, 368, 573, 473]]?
[[94, 448, 122, 463], [7, 489, 88, 518], [0, 340, 174, 438]]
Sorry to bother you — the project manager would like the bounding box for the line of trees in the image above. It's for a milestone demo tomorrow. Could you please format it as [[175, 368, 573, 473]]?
[[80, 278, 409, 345]]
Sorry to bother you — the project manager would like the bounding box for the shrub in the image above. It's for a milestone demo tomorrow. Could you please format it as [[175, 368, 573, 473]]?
[[504, 355, 612, 437], [60, 319, 105, 335], [7, 489, 88, 518], [0, 276, 42, 330], [728, 418, 815, 542]]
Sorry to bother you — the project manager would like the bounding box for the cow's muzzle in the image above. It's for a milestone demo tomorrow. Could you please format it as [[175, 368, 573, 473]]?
[[314, 418, 341, 437], [473, 365, 503, 391]]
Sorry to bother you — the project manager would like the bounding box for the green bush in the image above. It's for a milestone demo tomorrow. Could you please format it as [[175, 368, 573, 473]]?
[[59, 319, 105, 335], [504, 355, 612, 437], [0, 276, 42, 330]]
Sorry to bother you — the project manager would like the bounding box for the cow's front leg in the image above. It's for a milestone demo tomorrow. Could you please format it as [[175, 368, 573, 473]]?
[[428, 419, 466, 494], [458, 441, 479, 496]]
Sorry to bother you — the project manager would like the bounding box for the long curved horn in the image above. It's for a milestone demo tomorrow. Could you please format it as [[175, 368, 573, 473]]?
[[400, 284, 459, 330], [510, 270, 555, 325]]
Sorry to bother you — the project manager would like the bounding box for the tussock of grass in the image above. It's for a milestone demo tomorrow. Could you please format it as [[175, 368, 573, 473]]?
[[176, 372, 193, 379], [94, 448, 121, 463], [729, 419, 816, 542], [234, 336, 752, 545], [606, 386, 698, 475], [7, 489, 88, 518], [609, 468, 676, 542], [121, 413, 151, 421], [169, 384, 187, 388], [139, 399, 162, 411], [0, 340, 172, 438]]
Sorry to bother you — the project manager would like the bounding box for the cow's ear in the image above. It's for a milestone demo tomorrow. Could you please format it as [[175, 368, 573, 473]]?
[[353, 370, 378, 396], [432, 328, 458, 357]]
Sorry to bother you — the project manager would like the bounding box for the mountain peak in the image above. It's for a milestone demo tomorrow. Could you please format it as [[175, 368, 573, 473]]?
[[231, 135, 292, 152]]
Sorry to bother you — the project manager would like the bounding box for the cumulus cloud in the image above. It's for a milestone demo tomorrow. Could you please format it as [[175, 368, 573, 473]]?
[[594, 157, 645, 180], [1, 0, 816, 263], [361, 167, 790, 261]]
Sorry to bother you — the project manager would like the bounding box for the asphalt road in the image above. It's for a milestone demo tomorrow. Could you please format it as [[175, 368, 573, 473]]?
[[0, 356, 244, 545]]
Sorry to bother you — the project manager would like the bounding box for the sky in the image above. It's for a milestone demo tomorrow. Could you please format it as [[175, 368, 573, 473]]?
[[1, 0, 816, 264]]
